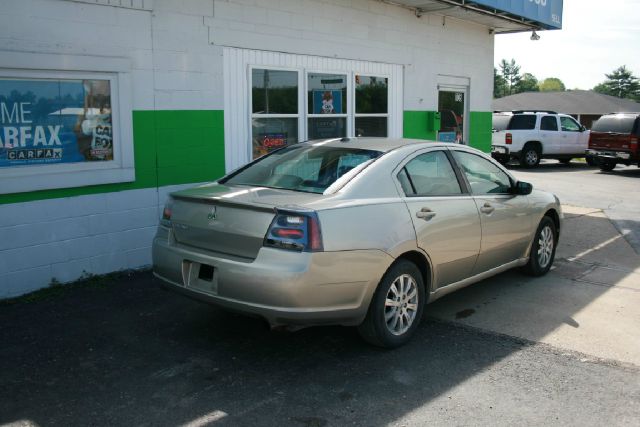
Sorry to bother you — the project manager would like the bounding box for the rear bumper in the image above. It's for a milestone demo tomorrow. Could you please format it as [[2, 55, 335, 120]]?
[[152, 229, 394, 327], [586, 149, 634, 161], [491, 145, 511, 163]]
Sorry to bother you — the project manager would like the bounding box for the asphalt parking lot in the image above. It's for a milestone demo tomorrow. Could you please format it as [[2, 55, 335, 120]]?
[[1, 161, 639, 427]]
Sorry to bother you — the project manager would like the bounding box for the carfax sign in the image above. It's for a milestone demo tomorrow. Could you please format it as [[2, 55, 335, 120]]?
[[0, 78, 113, 168], [472, 0, 563, 29]]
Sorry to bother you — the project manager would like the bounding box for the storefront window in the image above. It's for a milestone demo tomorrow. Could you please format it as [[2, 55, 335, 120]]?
[[355, 75, 388, 137], [0, 78, 114, 168], [307, 73, 347, 139], [251, 69, 299, 159]]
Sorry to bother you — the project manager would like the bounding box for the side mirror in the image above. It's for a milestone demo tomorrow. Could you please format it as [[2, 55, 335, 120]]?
[[580, 125, 587, 132], [512, 181, 533, 195]]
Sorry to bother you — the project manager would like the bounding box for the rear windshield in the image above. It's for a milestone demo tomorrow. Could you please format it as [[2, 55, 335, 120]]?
[[592, 115, 638, 134], [492, 114, 512, 132], [221, 144, 382, 194], [507, 114, 537, 130]]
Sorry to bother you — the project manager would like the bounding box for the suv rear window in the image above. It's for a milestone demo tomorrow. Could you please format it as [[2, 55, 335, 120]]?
[[221, 144, 382, 194], [507, 114, 537, 130], [592, 115, 639, 134]]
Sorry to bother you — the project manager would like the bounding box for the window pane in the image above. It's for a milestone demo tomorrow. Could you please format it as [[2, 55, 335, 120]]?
[[355, 75, 388, 114], [355, 117, 387, 137], [307, 73, 347, 114], [403, 151, 461, 196], [540, 116, 558, 131], [252, 117, 298, 159], [560, 116, 580, 132], [0, 77, 113, 167], [308, 117, 346, 139], [592, 115, 637, 134], [223, 145, 381, 194], [452, 151, 511, 194], [252, 69, 298, 114], [508, 115, 536, 130], [438, 91, 464, 142]]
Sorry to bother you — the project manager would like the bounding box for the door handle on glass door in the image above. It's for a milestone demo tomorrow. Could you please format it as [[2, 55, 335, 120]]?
[[480, 203, 495, 214], [416, 207, 436, 220]]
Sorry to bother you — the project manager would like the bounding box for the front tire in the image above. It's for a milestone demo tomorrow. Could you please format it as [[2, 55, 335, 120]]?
[[524, 217, 557, 277], [358, 260, 425, 348], [520, 144, 541, 168]]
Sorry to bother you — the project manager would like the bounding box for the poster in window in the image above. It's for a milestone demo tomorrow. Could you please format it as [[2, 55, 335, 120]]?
[[312, 90, 343, 114], [0, 78, 114, 168]]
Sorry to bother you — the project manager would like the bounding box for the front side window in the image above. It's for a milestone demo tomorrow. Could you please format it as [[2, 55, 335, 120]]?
[[0, 77, 114, 168], [355, 75, 388, 137], [560, 116, 581, 132], [251, 69, 299, 159], [222, 144, 381, 194], [307, 73, 347, 139], [452, 151, 511, 195], [400, 151, 462, 196]]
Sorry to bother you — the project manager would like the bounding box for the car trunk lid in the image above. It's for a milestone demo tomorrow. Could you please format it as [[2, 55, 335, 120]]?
[[169, 183, 321, 260]]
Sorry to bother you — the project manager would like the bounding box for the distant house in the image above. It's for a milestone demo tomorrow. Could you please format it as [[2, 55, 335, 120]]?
[[493, 90, 640, 128]]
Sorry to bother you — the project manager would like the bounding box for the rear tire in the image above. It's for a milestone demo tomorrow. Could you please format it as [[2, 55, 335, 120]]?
[[520, 144, 541, 168], [600, 160, 616, 172], [524, 217, 557, 277], [358, 260, 425, 348]]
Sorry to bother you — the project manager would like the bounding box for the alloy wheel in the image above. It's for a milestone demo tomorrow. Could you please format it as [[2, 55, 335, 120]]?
[[537, 225, 554, 268], [384, 274, 419, 336]]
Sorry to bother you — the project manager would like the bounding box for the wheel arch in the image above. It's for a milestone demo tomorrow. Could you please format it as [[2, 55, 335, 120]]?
[[524, 140, 543, 154], [391, 250, 433, 294], [544, 208, 561, 238]]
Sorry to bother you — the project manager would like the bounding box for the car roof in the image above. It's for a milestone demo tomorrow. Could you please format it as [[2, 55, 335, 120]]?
[[304, 137, 453, 153]]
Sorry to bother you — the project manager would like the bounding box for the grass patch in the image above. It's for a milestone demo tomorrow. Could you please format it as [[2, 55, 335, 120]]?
[[0, 269, 149, 306]]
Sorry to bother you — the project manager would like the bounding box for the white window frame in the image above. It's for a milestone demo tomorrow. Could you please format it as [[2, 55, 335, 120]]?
[[353, 73, 391, 137], [0, 51, 133, 194], [248, 65, 303, 160], [305, 69, 351, 140]]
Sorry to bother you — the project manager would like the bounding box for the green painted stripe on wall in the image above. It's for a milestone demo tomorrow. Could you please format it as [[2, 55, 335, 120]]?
[[403, 111, 438, 141], [404, 110, 492, 153], [0, 110, 225, 205], [468, 111, 492, 153]]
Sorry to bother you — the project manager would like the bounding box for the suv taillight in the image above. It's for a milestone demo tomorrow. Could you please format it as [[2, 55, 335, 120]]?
[[264, 209, 323, 252], [630, 135, 638, 150], [505, 133, 512, 145]]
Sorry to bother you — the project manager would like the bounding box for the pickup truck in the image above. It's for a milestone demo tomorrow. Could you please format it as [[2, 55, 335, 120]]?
[[491, 111, 591, 167], [586, 113, 640, 172]]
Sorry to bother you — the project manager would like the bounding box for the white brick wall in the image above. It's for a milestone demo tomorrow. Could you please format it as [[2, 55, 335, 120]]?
[[0, 184, 198, 298]]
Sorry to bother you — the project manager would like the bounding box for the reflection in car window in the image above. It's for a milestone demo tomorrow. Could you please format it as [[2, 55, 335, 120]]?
[[452, 151, 511, 195], [560, 116, 581, 132], [400, 151, 461, 196], [540, 116, 558, 131], [221, 144, 381, 194]]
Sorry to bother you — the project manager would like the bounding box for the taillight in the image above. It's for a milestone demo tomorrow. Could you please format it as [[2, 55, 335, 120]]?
[[161, 198, 173, 226], [630, 136, 638, 149], [505, 133, 512, 145], [264, 209, 323, 252]]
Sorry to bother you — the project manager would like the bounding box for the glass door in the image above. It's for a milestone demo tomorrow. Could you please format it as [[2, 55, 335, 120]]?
[[438, 89, 466, 144]]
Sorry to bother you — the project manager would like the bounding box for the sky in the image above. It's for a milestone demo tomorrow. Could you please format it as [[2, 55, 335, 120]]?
[[494, 0, 640, 90]]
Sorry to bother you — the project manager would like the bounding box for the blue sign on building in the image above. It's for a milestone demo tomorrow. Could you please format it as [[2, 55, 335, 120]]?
[[471, 0, 563, 29]]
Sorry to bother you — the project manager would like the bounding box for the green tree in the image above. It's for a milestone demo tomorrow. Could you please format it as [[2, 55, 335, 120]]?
[[515, 73, 540, 94], [494, 67, 507, 98], [593, 65, 640, 100], [499, 58, 521, 96], [538, 77, 566, 92]]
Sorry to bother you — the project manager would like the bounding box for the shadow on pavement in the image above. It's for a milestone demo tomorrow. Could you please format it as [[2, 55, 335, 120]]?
[[1, 212, 639, 426]]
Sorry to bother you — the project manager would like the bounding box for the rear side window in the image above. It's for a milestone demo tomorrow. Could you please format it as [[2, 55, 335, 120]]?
[[400, 151, 462, 196], [540, 116, 558, 131], [507, 115, 537, 130], [592, 115, 638, 134]]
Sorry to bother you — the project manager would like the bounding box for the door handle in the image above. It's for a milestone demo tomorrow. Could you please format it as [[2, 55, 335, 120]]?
[[416, 207, 436, 220], [480, 203, 495, 214]]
